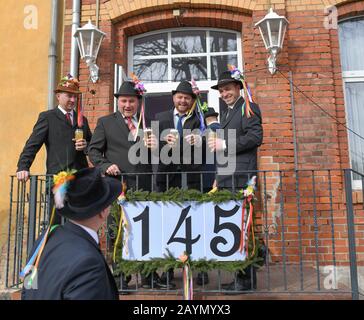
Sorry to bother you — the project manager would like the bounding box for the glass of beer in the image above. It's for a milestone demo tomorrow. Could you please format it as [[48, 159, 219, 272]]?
[[208, 129, 217, 141], [143, 127, 153, 147], [75, 128, 83, 141], [169, 129, 179, 147]]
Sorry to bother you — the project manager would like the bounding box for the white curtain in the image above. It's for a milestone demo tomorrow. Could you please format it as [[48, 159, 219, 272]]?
[[339, 18, 364, 180], [345, 82, 364, 177], [338, 18, 364, 71]]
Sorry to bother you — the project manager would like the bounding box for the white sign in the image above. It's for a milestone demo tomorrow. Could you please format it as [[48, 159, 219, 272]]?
[[122, 201, 246, 261]]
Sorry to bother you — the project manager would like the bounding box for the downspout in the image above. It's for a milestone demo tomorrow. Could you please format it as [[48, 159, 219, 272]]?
[[96, 0, 100, 28], [47, 0, 59, 110], [70, 0, 80, 78]]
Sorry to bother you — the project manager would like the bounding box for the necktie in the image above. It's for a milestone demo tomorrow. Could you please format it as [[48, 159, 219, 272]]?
[[126, 117, 136, 136], [224, 108, 231, 121], [176, 114, 186, 138], [65, 112, 73, 126]]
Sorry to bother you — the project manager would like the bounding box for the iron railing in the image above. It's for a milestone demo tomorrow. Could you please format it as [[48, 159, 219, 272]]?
[[3, 169, 363, 299]]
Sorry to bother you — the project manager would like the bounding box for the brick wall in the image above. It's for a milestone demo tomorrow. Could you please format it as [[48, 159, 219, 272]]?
[[60, 0, 364, 267]]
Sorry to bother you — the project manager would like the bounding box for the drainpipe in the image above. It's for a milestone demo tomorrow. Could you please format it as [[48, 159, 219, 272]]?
[[96, 0, 100, 28], [47, 0, 59, 110], [70, 0, 80, 78]]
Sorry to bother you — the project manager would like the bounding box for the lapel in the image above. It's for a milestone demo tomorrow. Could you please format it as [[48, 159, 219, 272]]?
[[167, 110, 176, 129], [221, 96, 244, 128], [115, 111, 131, 137], [73, 110, 78, 128], [55, 107, 77, 128], [183, 113, 196, 129], [115, 111, 141, 144]]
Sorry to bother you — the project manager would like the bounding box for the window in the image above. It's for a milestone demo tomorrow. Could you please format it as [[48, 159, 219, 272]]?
[[127, 28, 242, 118], [338, 17, 364, 188]]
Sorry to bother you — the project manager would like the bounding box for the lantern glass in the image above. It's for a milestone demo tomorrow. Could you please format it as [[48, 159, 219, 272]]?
[[256, 8, 289, 51], [91, 31, 104, 58], [74, 21, 106, 61]]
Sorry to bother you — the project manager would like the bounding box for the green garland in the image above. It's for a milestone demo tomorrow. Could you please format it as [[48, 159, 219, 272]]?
[[124, 187, 251, 204], [110, 188, 263, 277]]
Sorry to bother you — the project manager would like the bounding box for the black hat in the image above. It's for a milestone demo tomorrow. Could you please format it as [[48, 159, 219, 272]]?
[[211, 71, 243, 90], [172, 80, 196, 98], [204, 107, 219, 119], [57, 168, 122, 220], [114, 81, 142, 99]]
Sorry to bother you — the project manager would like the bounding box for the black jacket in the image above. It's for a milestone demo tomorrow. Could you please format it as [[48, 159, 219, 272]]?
[[88, 111, 153, 191], [217, 97, 263, 189], [21, 221, 119, 300], [156, 109, 205, 191], [17, 108, 92, 174]]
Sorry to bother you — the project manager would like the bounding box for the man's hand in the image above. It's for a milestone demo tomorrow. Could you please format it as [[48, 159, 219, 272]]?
[[185, 134, 202, 147], [16, 170, 30, 182], [165, 133, 178, 147], [73, 138, 87, 151], [106, 164, 121, 176], [144, 133, 158, 150], [208, 136, 225, 152]]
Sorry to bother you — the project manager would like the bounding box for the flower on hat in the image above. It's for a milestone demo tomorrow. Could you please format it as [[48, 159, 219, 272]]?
[[228, 64, 244, 81], [59, 74, 80, 87], [53, 170, 77, 209], [131, 73, 147, 96]]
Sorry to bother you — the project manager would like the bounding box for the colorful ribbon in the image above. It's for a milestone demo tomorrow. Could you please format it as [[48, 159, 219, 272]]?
[[20, 207, 58, 286], [227, 64, 255, 118], [190, 78, 207, 132], [179, 253, 193, 300], [130, 73, 147, 141], [114, 182, 129, 262], [77, 93, 83, 128], [239, 176, 257, 258]]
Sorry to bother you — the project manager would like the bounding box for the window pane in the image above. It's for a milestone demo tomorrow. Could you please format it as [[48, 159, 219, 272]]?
[[133, 59, 168, 81], [211, 55, 238, 80], [133, 33, 168, 58], [172, 57, 207, 81], [210, 31, 237, 52], [339, 18, 364, 71], [171, 31, 206, 54], [345, 82, 364, 179]]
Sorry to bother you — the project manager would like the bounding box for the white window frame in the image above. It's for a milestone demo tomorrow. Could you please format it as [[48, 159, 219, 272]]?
[[342, 74, 364, 189], [127, 27, 243, 115], [340, 16, 364, 189]]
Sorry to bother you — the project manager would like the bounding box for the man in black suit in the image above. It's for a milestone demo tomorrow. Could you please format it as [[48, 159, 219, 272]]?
[[88, 81, 160, 290], [155, 80, 208, 286], [16, 75, 92, 223], [156, 80, 205, 191], [88, 81, 157, 191], [21, 167, 121, 300], [209, 70, 263, 292], [16, 75, 91, 178], [209, 70, 263, 190]]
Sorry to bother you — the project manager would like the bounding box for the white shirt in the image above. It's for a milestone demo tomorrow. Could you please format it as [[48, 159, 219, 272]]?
[[58, 105, 74, 125], [173, 108, 188, 129], [70, 220, 99, 245], [121, 112, 138, 128]]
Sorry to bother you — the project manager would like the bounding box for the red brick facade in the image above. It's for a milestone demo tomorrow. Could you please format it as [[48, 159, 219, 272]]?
[[61, 0, 364, 267]]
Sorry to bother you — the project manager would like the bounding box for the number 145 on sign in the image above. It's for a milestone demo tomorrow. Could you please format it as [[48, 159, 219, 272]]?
[[121, 201, 246, 261]]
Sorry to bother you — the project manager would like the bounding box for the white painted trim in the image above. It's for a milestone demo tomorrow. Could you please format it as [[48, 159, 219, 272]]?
[[127, 27, 242, 118]]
